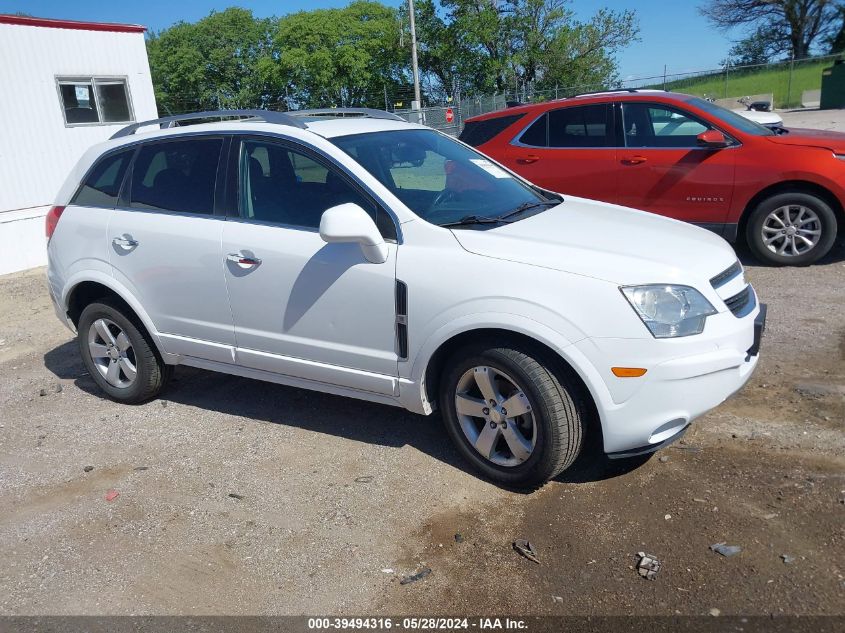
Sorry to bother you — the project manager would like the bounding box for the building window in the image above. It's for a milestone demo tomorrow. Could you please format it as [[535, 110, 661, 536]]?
[[57, 77, 134, 125]]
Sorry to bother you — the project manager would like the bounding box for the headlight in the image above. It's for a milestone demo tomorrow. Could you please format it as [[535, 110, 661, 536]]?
[[621, 285, 717, 338], [835, 153, 845, 161]]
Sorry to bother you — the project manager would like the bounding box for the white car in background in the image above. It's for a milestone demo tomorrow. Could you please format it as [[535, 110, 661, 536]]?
[[736, 108, 784, 129], [45, 108, 766, 487]]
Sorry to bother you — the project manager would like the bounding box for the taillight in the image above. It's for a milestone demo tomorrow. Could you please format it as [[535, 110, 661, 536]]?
[[45, 206, 65, 240]]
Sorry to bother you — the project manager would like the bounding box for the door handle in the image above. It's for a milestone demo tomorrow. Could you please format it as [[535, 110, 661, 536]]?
[[227, 252, 262, 267], [112, 236, 138, 249], [516, 154, 541, 164], [621, 156, 648, 165]]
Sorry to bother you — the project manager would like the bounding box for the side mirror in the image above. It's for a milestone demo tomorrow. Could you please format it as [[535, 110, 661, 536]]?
[[697, 129, 729, 148], [319, 203, 388, 264]]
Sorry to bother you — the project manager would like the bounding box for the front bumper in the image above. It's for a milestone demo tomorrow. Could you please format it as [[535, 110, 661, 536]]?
[[576, 301, 766, 456]]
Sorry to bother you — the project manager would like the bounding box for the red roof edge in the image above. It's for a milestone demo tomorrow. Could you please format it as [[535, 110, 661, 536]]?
[[0, 14, 146, 33]]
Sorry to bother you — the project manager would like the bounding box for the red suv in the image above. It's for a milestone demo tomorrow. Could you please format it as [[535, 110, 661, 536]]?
[[460, 90, 845, 265]]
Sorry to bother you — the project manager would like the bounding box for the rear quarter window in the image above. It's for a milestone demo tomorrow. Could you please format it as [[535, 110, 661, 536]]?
[[459, 113, 525, 147], [71, 149, 133, 208]]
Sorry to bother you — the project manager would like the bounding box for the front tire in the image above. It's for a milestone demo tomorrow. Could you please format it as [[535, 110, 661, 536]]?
[[77, 299, 171, 403], [439, 342, 585, 488], [746, 192, 837, 266]]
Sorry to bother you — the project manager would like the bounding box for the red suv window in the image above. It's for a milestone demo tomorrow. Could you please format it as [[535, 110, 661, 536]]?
[[517, 104, 611, 148]]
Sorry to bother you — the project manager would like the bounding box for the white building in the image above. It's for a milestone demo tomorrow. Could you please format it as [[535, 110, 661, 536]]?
[[0, 15, 158, 275]]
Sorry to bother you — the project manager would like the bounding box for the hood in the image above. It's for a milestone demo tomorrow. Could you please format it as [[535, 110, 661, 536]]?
[[766, 127, 845, 153], [735, 109, 782, 126], [450, 197, 737, 286]]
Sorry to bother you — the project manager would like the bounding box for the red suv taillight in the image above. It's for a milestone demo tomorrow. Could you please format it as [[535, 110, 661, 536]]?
[[45, 206, 65, 240]]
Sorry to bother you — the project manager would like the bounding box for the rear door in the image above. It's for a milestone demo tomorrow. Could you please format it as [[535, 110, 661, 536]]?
[[108, 136, 235, 363], [616, 102, 736, 225], [503, 103, 617, 201]]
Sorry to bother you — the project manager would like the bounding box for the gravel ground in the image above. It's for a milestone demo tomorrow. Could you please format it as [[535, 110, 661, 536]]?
[[0, 112, 844, 617]]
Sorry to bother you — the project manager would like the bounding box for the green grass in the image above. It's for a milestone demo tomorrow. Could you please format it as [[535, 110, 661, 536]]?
[[649, 58, 835, 108]]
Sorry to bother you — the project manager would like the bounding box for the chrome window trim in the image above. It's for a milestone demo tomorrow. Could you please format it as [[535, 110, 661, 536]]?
[[510, 111, 548, 148]]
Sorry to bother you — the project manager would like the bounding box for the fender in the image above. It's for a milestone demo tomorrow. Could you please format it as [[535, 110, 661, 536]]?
[[733, 169, 845, 220], [400, 310, 614, 421], [61, 270, 180, 363]]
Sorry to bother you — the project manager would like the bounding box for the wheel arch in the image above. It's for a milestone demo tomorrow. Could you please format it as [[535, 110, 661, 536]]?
[[738, 180, 843, 244], [63, 275, 170, 360], [419, 327, 603, 446]]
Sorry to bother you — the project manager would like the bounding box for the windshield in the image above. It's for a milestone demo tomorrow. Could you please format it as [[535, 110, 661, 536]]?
[[688, 97, 775, 136], [331, 129, 557, 227]]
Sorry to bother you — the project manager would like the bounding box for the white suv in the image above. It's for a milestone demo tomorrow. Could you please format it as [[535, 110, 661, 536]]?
[[46, 108, 766, 487]]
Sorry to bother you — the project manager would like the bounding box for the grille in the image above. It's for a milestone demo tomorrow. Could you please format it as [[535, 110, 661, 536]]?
[[724, 285, 754, 317], [710, 261, 742, 289]]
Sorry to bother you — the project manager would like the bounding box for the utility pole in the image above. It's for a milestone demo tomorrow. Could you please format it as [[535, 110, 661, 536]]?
[[408, 0, 422, 111], [786, 53, 795, 108]]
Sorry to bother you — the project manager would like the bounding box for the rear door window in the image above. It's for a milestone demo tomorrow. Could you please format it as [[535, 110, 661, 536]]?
[[547, 105, 610, 147], [519, 114, 548, 147], [71, 149, 133, 208], [129, 138, 223, 214]]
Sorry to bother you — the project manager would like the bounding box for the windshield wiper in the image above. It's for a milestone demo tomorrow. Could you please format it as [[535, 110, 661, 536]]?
[[772, 126, 790, 135], [497, 199, 560, 221], [440, 214, 514, 228]]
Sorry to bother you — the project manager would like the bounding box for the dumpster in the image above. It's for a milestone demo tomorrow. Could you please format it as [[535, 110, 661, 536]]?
[[820, 59, 845, 109]]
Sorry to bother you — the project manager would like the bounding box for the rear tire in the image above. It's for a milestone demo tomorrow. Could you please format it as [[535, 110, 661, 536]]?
[[77, 299, 171, 403], [746, 191, 837, 266], [439, 341, 585, 489]]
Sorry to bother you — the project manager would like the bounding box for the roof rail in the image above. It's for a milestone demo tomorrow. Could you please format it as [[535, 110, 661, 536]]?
[[289, 107, 405, 122], [567, 88, 668, 99], [110, 109, 307, 139]]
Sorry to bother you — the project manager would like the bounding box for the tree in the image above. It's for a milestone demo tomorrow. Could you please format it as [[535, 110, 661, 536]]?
[[273, 1, 408, 108], [825, 5, 845, 52], [722, 24, 788, 66], [540, 6, 639, 93], [411, 0, 638, 99], [700, 0, 843, 60], [146, 8, 278, 114]]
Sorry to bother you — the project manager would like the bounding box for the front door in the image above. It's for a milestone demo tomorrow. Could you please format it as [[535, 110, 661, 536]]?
[[108, 136, 234, 363], [616, 102, 736, 225], [222, 137, 399, 396], [504, 103, 618, 201]]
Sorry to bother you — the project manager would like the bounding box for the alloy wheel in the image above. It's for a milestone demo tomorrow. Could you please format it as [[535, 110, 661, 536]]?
[[454, 366, 537, 467], [87, 318, 137, 388], [761, 205, 822, 257]]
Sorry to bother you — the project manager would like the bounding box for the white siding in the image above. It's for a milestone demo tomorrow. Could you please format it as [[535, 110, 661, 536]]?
[[0, 23, 158, 214]]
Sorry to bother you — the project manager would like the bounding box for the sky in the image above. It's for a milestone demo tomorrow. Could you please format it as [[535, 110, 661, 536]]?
[[0, 0, 737, 80]]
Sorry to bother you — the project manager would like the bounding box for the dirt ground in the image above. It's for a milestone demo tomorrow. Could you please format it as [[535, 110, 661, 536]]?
[[1, 241, 843, 618], [0, 113, 844, 618]]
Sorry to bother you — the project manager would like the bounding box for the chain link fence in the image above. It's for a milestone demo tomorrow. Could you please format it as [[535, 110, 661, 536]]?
[[155, 54, 842, 136], [394, 54, 842, 135]]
